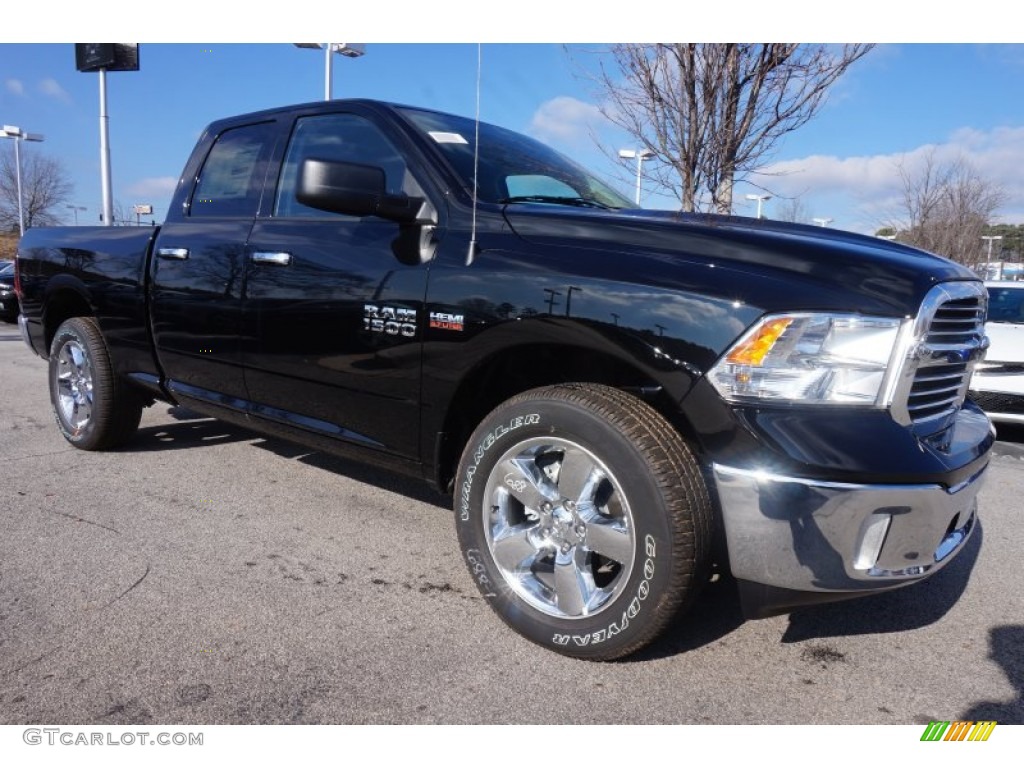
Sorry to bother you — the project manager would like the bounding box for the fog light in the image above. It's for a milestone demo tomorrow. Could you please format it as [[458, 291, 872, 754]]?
[[854, 513, 892, 570]]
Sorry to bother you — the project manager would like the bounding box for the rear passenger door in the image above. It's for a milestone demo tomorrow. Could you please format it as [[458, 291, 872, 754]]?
[[150, 120, 276, 411], [242, 108, 438, 459]]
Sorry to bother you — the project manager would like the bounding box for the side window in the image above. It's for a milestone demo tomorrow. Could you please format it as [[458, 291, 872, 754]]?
[[191, 122, 274, 218], [275, 113, 412, 218]]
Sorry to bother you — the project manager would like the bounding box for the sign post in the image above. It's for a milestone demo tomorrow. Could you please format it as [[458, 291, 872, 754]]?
[[75, 45, 140, 226]]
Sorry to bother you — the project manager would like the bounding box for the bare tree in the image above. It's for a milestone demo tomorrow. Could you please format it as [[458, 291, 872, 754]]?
[[0, 146, 74, 231], [584, 44, 873, 213], [893, 151, 1005, 265], [775, 195, 811, 224]]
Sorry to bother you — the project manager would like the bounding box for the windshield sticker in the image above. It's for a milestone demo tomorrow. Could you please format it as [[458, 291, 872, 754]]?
[[428, 131, 469, 145]]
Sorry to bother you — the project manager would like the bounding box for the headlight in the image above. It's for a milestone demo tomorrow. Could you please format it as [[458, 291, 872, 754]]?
[[708, 313, 905, 405]]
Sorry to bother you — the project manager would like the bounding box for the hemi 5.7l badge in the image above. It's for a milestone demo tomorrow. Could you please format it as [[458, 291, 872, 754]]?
[[363, 304, 417, 337], [429, 311, 465, 332]]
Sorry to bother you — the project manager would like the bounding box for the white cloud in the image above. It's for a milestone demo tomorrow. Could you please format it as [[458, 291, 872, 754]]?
[[38, 78, 70, 103], [5, 79, 24, 96], [748, 125, 1024, 230], [127, 177, 179, 198], [528, 96, 605, 144]]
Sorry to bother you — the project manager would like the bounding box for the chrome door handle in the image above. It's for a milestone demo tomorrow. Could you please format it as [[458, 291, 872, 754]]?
[[252, 251, 292, 266], [157, 247, 189, 260]]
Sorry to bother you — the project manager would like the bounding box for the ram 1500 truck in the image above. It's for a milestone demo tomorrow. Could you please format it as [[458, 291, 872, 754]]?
[[14, 99, 993, 659]]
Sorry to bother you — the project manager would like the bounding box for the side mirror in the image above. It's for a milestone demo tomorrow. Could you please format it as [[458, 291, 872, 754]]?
[[296, 158, 425, 224]]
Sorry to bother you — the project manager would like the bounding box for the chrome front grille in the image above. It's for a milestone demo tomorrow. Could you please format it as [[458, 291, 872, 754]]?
[[908, 362, 972, 421], [890, 282, 988, 432], [925, 298, 986, 346]]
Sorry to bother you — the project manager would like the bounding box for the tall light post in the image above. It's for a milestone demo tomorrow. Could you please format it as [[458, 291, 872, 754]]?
[[66, 204, 86, 225], [618, 148, 656, 206], [1, 125, 45, 236], [565, 286, 583, 317], [745, 193, 771, 219], [981, 235, 1003, 261], [74, 45, 140, 227], [294, 43, 366, 101], [813, 217, 833, 228]]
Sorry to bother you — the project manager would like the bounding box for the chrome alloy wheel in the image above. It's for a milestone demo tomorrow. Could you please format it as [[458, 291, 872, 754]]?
[[482, 437, 635, 619], [54, 339, 95, 432]]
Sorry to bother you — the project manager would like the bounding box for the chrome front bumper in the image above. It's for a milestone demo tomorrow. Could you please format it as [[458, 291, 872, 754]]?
[[713, 463, 985, 595]]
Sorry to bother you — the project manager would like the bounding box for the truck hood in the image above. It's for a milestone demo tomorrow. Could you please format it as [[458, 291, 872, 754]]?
[[501, 206, 978, 317]]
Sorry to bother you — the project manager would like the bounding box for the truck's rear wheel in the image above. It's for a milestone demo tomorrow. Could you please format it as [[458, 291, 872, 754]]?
[[454, 383, 712, 660], [49, 317, 143, 450]]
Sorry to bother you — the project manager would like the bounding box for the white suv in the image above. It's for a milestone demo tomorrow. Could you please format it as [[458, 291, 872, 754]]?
[[970, 281, 1024, 424]]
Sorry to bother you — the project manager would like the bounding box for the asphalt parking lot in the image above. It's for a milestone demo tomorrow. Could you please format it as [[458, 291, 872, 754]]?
[[1, 324, 1022, 725]]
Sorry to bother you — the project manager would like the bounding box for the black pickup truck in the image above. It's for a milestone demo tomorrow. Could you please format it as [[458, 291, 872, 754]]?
[[14, 99, 993, 659]]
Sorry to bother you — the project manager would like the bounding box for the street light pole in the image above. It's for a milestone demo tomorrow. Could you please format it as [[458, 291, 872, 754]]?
[[745, 193, 771, 219], [1, 125, 45, 236], [981, 235, 1003, 261], [66, 204, 86, 225], [565, 286, 583, 317], [618, 148, 656, 206], [294, 43, 366, 101]]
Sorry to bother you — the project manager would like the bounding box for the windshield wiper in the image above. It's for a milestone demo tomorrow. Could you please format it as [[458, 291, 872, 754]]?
[[499, 195, 616, 210]]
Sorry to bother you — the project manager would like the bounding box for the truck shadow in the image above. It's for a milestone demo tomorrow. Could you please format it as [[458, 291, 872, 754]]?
[[625, 572, 748, 661], [126, 406, 449, 510], [958, 624, 1024, 724], [128, 406, 255, 451], [628, 525, 982, 662], [249, 434, 449, 510]]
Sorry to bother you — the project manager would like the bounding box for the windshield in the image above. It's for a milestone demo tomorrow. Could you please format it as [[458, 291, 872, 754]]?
[[987, 285, 1024, 323], [0, 262, 13, 278], [399, 107, 634, 210]]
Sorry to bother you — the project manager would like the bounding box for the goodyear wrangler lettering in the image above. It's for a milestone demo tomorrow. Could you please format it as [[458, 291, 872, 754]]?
[[459, 414, 540, 522]]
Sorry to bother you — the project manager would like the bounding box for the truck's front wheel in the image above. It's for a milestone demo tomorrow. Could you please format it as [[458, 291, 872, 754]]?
[[454, 383, 712, 660], [49, 317, 143, 450]]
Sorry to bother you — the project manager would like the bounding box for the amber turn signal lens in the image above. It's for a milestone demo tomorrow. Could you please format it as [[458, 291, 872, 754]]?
[[726, 317, 793, 366]]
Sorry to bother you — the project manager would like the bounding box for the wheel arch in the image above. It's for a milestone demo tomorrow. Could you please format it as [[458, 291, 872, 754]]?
[[42, 277, 96, 354], [431, 340, 703, 493]]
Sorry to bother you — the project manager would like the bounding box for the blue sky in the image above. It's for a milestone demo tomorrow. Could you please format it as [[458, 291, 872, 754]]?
[[3, 10, 1024, 234]]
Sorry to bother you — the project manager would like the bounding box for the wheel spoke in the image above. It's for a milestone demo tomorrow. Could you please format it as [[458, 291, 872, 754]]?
[[581, 512, 632, 564], [76, 397, 92, 425], [553, 548, 595, 616], [69, 344, 85, 370], [491, 523, 541, 573], [497, 457, 558, 513], [556, 446, 603, 503]]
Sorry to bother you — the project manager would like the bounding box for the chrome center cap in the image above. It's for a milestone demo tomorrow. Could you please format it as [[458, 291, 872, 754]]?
[[548, 501, 585, 550]]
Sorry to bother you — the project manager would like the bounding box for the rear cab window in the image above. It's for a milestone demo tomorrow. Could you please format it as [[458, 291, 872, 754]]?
[[190, 122, 276, 218]]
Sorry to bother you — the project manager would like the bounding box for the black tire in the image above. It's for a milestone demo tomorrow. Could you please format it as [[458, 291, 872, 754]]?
[[454, 383, 712, 660], [48, 317, 143, 450]]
